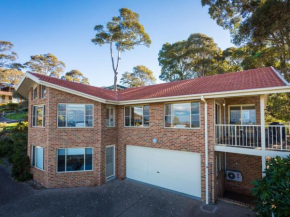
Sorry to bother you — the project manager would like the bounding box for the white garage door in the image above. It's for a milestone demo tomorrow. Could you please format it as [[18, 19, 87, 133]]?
[[126, 145, 201, 198]]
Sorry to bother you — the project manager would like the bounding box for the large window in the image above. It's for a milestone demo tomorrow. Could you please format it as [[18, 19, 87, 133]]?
[[106, 107, 115, 127], [31, 146, 44, 170], [32, 105, 45, 127], [165, 102, 200, 128], [57, 148, 93, 172], [124, 105, 149, 127], [229, 105, 256, 125], [57, 104, 93, 128]]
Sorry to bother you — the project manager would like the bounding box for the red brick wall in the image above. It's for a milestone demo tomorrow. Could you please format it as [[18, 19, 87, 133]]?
[[225, 153, 262, 196], [214, 152, 225, 201], [28, 85, 48, 187], [116, 99, 216, 202], [225, 96, 261, 125], [27, 84, 262, 203], [28, 85, 103, 188], [100, 104, 118, 184]]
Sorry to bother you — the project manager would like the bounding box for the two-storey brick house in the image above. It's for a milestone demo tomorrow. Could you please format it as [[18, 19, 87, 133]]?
[[16, 67, 290, 204]]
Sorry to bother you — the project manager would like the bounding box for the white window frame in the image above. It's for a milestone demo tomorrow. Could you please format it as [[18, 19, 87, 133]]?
[[216, 153, 222, 176], [106, 107, 115, 127], [228, 104, 256, 125], [32, 104, 45, 128], [164, 101, 200, 129], [31, 146, 44, 171], [106, 145, 115, 179], [124, 105, 149, 128], [56, 147, 93, 173], [57, 103, 94, 128], [33, 87, 37, 100], [41, 85, 46, 99]]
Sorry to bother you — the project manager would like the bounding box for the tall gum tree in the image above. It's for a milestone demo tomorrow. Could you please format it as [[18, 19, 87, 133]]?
[[24, 53, 66, 78], [120, 65, 156, 87], [92, 8, 151, 91]]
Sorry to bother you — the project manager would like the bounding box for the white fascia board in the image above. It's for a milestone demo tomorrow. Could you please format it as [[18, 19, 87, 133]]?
[[16, 72, 290, 105], [215, 145, 290, 158], [271, 66, 290, 86], [117, 86, 290, 105], [15, 73, 40, 91], [39, 80, 118, 104]]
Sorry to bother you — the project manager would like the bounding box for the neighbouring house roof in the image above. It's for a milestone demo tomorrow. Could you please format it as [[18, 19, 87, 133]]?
[[16, 67, 290, 104], [103, 84, 127, 90]]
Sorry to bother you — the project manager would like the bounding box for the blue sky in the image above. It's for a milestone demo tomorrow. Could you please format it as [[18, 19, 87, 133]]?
[[1, 0, 234, 87]]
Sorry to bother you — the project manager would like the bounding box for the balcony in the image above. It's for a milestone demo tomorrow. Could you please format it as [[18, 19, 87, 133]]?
[[215, 124, 290, 151]]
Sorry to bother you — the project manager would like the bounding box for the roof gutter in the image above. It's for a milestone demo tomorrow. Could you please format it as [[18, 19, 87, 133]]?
[[201, 96, 209, 204]]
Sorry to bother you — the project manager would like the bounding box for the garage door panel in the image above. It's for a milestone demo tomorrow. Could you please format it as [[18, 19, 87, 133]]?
[[126, 145, 201, 198]]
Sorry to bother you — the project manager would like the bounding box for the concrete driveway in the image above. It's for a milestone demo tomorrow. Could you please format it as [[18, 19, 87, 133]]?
[[0, 166, 255, 217]]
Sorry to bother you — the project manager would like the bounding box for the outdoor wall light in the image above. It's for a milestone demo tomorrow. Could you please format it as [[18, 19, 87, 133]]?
[[153, 139, 158, 144]]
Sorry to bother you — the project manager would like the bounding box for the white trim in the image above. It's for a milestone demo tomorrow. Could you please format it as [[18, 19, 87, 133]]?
[[271, 66, 290, 86], [118, 86, 290, 105], [16, 72, 290, 105], [262, 156, 266, 178], [214, 145, 290, 158], [105, 145, 116, 179], [260, 95, 266, 151]]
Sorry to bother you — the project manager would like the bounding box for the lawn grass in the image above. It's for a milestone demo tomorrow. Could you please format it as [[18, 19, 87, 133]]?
[[2, 122, 18, 131], [4, 112, 27, 120]]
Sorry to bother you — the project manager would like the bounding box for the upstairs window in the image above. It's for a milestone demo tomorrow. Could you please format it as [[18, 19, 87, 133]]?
[[124, 105, 149, 127], [41, 85, 46, 98], [106, 107, 115, 127], [33, 87, 37, 100], [57, 104, 93, 128], [165, 102, 200, 128], [31, 146, 44, 170], [229, 105, 256, 125], [32, 105, 45, 127]]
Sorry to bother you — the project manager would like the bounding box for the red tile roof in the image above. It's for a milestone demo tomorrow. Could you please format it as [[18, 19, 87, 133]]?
[[29, 67, 288, 102]]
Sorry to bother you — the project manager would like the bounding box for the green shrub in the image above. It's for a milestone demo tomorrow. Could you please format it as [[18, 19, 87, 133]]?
[[6, 102, 19, 111], [0, 122, 32, 181], [251, 156, 290, 217]]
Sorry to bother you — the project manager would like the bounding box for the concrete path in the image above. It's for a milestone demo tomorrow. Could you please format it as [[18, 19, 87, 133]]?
[[0, 165, 256, 217]]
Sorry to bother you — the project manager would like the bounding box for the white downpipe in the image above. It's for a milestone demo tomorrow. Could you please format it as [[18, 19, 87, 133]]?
[[201, 96, 209, 204]]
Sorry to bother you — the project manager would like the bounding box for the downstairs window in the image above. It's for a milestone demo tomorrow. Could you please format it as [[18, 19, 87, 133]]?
[[31, 146, 44, 170], [57, 148, 93, 172]]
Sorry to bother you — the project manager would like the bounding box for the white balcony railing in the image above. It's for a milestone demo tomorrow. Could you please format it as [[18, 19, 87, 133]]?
[[215, 124, 290, 151]]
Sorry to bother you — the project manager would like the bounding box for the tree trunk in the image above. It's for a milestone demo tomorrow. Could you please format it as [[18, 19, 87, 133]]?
[[110, 42, 121, 91]]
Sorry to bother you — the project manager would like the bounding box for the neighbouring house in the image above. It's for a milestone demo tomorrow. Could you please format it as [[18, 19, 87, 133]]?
[[0, 82, 22, 103], [15, 67, 290, 204], [103, 84, 127, 90]]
